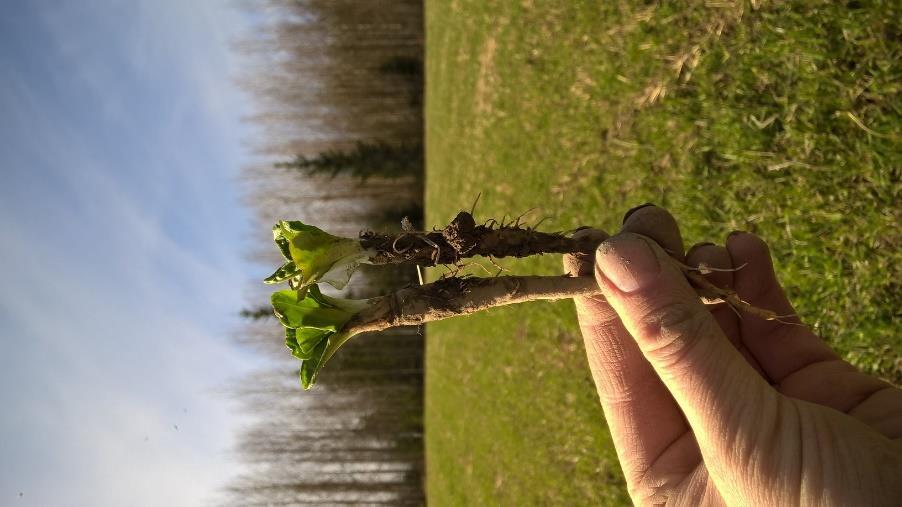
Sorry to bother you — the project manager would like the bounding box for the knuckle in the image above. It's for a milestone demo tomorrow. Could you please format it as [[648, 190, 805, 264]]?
[[638, 301, 714, 370], [575, 297, 620, 330], [594, 368, 658, 407]]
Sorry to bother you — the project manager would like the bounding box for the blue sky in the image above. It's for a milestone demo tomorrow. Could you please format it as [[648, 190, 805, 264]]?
[[0, 1, 263, 505]]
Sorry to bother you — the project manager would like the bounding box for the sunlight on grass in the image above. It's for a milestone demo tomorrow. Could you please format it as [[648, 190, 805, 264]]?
[[425, 1, 900, 504]]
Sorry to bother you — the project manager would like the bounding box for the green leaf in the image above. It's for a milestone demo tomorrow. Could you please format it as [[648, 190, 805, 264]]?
[[285, 327, 331, 360], [299, 338, 331, 389], [271, 286, 370, 389], [263, 261, 301, 284], [305, 284, 371, 314], [270, 288, 352, 331], [269, 220, 370, 292], [274, 227, 292, 261]]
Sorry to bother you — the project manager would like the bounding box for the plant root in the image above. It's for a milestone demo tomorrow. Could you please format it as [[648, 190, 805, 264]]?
[[344, 275, 600, 335], [356, 212, 801, 331], [360, 211, 598, 267], [342, 266, 802, 340], [680, 264, 802, 325]]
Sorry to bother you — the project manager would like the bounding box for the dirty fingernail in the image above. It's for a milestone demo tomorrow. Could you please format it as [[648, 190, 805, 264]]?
[[686, 241, 716, 256], [622, 203, 656, 224], [596, 234, 661, 293]]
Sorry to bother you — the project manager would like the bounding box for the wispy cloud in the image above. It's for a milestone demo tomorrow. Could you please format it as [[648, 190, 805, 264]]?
[[0, 1, 261, 505]]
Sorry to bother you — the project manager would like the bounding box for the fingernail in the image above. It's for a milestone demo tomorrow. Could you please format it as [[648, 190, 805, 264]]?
[[622, 203, 656, 224], [596, 235, 661, 293], [686, 241, 716, 256]]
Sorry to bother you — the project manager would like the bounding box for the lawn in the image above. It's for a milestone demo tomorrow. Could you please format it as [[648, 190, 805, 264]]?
[[424, 1, 900, 504]]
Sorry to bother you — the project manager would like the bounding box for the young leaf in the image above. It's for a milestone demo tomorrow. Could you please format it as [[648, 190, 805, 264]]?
[[285, 327, 331, 360], [271, 288, 351, 331], [263, 261, 302, 284], [266, 220, 371, 294], [299, 337, 332, 389], [271, 285, 369, 389], [305, 283, 370, 315]]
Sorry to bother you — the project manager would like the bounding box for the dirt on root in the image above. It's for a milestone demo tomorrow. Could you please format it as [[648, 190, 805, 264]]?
[[359, 211, 598, 266]]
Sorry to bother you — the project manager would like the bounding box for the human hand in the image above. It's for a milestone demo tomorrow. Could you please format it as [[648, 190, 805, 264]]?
[[564, 204, 902, 506]]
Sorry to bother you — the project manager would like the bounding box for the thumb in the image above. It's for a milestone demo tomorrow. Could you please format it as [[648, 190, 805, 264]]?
[[594, 232, 778, 471]]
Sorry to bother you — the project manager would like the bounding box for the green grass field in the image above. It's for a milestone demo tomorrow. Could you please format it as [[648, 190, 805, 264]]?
[[424, 1, 900, 504]]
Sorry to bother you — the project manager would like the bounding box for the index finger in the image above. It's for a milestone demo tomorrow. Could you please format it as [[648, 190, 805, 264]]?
[[567, 205, 699, 490]]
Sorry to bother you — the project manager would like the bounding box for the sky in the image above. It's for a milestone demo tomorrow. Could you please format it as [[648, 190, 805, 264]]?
[[0, 1, 264, 505]]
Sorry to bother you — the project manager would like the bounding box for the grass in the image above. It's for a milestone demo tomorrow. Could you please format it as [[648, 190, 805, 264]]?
[[424, 1, 900, 504]]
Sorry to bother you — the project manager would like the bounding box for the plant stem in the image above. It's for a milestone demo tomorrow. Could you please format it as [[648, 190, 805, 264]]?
[[343, 275, 599, 335], [340, 263, 792, 339]]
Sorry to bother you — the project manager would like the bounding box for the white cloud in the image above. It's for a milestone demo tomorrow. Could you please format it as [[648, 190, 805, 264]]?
[[0, 167, 253, 507], [0, 1, 262, 505]]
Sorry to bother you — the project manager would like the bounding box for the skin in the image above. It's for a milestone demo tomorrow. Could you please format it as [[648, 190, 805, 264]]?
[[564, 205, 902, 506]]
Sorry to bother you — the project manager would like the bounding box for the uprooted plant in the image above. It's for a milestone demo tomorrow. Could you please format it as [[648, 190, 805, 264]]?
[[265, 210, 794, 389]]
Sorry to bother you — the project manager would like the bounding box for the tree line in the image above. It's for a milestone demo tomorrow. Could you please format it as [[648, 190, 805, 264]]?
[[227, 0, 425, 504]]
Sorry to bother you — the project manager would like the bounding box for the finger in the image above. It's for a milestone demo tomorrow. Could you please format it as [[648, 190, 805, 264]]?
[[574, 288, 699, 490], [566, 222, 699, 489], [848, 385, 902, 440], [728, 232, 902, 434], [564, 230, 700, 489], [685, 243, 768, 378], [685, 243, 733, 289], [686, 243, 739, 345], [726, 232, 838, 383], [595, 232, 777, 476], [775, 358, 901, 434], [618, 206, 709, 484], [622, 204, 685, 261], [563, 228, 608, 277]]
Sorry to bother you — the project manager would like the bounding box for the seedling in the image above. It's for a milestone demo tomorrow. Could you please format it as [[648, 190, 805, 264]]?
[[266, 211, 793, 388]]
